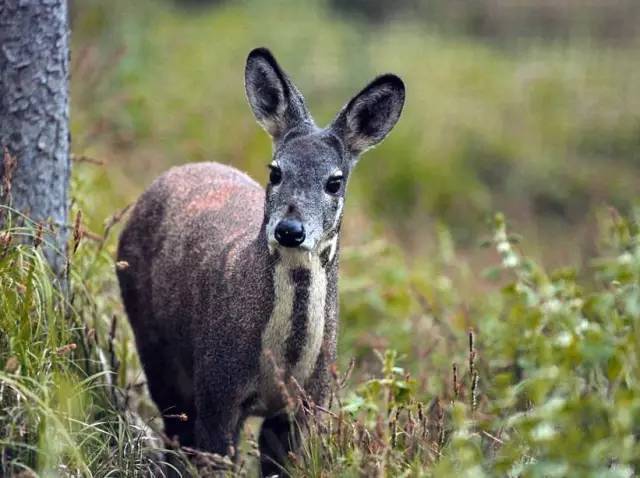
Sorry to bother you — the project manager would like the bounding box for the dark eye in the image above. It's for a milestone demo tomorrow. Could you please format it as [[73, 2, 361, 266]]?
[[269, 165, 282, 186], [325, 175, 343, 195]]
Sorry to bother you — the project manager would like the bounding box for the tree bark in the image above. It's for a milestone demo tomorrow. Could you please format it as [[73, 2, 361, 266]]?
[[0, 0, 70, 274]]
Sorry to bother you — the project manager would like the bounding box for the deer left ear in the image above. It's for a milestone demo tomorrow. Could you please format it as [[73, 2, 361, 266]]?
[[245, 47, 313, 142], [330, 74, 405, 158]]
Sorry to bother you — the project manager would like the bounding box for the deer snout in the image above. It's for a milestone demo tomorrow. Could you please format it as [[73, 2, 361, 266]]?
[[274, 219, 306, 248]]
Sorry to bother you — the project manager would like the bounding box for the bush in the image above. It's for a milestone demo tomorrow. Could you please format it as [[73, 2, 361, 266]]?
[[285, 209, 640, 477]]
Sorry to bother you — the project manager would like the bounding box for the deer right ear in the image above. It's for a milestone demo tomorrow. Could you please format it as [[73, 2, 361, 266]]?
[[330, 74, 405, 158], [245, 48, 312, 142]]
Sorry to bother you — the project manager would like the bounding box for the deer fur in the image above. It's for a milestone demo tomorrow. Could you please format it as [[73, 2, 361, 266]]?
[[116, 47, 404, 476]]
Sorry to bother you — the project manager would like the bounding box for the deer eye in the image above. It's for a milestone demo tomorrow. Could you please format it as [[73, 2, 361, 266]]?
[[269, 165, 282, 186], [325, 175, 343, 195]]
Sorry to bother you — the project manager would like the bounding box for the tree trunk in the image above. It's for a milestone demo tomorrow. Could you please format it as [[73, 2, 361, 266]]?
[[0, 0, 70, 274]]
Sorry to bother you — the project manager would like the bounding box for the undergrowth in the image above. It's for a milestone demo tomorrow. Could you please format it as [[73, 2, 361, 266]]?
[[1, 200, 639, 476], [0, 204, 172, 476], [282, 210, 640, 478]]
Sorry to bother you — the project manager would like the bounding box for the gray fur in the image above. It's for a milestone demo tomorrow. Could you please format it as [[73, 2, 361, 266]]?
[[117, 47, 404, 476]]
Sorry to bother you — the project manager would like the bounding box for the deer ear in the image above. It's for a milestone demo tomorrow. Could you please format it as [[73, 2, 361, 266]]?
[[330, 74, 405, 157], [245, 48, 313, 141]]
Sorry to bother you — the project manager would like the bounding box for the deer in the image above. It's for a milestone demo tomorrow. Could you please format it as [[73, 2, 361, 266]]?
[[116, 47, 404, 476]]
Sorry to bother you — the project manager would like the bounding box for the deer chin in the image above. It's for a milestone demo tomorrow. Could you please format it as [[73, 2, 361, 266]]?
[[271, 234, 338, 265], [268, 241, 317, 263], [267, 233, 322, 255]]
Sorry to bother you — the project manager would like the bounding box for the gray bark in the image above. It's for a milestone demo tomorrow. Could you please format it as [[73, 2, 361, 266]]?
[[0, 0, 70, 273]]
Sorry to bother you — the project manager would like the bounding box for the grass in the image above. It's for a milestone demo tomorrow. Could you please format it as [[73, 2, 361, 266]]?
[[0, 206, 166, 476], [1, 198, 639, 476], [1, 0, 640, 475]]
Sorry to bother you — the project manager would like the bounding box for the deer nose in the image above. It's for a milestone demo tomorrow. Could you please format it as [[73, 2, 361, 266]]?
[[275, 219, 305, 248]]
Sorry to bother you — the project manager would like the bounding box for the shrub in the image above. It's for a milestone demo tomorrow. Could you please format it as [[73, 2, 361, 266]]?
[[289, 210, 640, 477]]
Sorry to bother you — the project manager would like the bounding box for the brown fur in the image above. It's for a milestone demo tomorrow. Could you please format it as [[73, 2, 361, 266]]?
[[117, 47, 404, 476], [117, 162, 338, 466]]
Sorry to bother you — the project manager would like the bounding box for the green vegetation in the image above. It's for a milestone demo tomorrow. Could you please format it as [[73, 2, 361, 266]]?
[[2, 203, 639, 476], [71, 0, 640, 255], [2, 0, 639, 475], [0, 206, 158, 475]]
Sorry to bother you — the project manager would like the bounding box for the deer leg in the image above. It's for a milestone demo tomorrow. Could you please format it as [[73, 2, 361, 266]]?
[[194, 406, 244, 458], [193, 357, 249, 458], [259, 411, 303, 477], [137, 342, 196, 447]]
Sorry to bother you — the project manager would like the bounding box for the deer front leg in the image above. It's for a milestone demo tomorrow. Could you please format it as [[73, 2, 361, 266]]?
[[193, 354, 247, 458], [259, 410, 303, 477], [259, 349, 333, 476], [194, 406, 243, 458]]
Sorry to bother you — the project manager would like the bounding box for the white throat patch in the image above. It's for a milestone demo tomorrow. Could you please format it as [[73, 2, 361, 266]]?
[[259, 249, 327, 411]]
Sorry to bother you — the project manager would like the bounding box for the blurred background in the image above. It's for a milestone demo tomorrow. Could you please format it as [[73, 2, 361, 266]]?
[[68, 0, 640, 364]]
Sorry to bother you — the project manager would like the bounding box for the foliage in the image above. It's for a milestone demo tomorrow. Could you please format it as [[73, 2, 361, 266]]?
[[0, 205, 176, 476], [2, 197, 639, 476], [285, 209, 640, 478], [70, 0, 640, 253]]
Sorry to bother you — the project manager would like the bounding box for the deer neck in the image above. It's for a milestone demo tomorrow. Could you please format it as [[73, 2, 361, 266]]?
[[260, 233, 338, 391]]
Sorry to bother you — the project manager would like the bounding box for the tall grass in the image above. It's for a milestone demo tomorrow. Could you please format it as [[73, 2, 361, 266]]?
[[0, 204, 171, 476], [2, 195, 638, 475]]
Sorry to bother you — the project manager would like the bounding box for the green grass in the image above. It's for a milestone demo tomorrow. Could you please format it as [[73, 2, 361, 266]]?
[[2, 202, 639, 476], [0, 207, 169, 476]]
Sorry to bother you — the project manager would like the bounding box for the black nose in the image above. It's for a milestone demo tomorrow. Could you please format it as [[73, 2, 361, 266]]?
[[275, 219, 305, 248]]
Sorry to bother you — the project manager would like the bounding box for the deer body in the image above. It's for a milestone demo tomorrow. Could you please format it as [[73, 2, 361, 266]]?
[[117, 48, 404, 475]]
